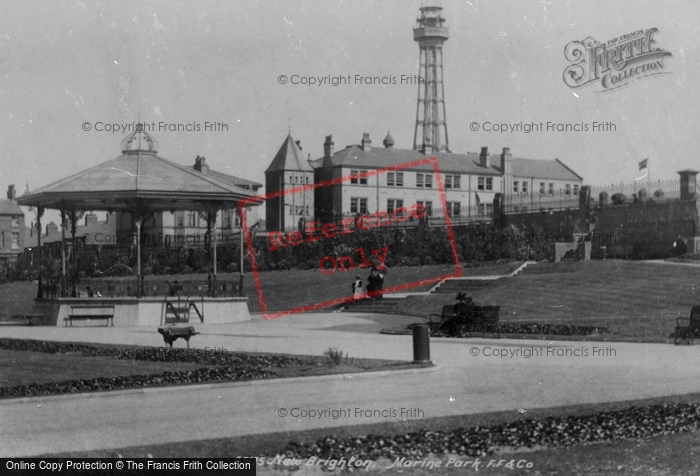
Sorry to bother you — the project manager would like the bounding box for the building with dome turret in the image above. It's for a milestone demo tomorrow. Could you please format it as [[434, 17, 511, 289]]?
[[264, 130, 582, 231], [264, 133, 314, 232]]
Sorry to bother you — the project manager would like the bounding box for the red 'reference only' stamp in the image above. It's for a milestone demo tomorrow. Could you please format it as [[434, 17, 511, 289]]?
[[239, 157, 462, 319]]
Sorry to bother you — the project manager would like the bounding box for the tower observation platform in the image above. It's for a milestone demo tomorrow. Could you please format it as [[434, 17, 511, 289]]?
[[413, 5, 450, 154]]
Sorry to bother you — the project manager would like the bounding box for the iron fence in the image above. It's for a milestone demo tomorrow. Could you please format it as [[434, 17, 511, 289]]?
[[56, 279, 240, 298], [503, 191, 579, 214], [589, 180, 681, 205]]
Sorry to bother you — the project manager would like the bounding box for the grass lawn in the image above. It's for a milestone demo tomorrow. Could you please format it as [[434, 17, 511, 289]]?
[[0, 262, 521, 317], [244, 261, 522, 313], [0, 348, 204, 387], [44, 392, 700, 476], [393, 260, 700, 339], [1, 260, 696, 338], [0, 281, 39, 318]]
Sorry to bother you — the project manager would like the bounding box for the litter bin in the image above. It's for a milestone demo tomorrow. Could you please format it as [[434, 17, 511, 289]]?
[[412, 323, 431, 363]]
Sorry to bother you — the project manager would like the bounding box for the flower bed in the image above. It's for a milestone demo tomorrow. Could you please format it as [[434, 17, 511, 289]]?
[[280, 403, 700, 460]]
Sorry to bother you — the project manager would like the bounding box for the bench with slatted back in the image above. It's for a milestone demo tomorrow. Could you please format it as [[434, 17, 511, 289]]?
[[65, 304, 115, 327], [674, 306, 700, 345], [427, 304, 500, 337], [468, 306, 500, 337]]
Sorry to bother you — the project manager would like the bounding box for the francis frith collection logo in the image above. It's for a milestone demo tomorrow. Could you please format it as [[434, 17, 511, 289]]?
[[563, 28, 672, 93]]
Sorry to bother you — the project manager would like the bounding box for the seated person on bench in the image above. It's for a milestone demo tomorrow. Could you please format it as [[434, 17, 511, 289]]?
[[453, 292, 475, 317]]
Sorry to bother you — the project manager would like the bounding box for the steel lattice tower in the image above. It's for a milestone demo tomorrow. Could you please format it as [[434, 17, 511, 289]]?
[[412, 5, 450, 153]]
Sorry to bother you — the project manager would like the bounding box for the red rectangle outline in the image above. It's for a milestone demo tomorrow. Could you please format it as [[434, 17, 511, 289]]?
[[239, 157, 463, 319]]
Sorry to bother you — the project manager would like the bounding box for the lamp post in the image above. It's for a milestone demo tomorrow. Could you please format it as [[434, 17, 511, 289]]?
[[239, 206, 257, 298], [29, 207, 45, 299], [239, 220, 244, 298]]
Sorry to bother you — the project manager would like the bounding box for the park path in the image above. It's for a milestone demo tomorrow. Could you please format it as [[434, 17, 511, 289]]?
[[2, 313, 700, 457]]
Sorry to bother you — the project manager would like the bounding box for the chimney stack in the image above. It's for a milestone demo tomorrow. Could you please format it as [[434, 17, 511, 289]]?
[[85, 213, 98, 227], [6, 185, 16, 201], [323, 135, 334, 160], [194, 155, 209, 174], [500, 147, 513, 194], [46, 222, 58, 237], [361, 133, 372, 151], [480, 147, 490, 168]]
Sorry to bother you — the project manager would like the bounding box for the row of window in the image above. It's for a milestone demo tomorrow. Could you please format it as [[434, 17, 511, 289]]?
[[288, 175, 310, 185], [0, 232, 20, 249], [289, 205, 311, 216], [350, 198, 493, 218], [174, 211, 241, 228], [350, 170, 492, 191], [513, 182, 580, 196]]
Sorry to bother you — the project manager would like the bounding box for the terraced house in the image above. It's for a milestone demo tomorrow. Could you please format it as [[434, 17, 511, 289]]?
[[0, 185, 25, 269]]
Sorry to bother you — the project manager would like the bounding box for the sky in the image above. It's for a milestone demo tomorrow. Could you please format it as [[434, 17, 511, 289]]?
[[1, 0, 698, 223]]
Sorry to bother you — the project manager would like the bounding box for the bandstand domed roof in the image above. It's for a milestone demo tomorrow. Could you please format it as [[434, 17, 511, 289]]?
[[17, 126, 259, 213]]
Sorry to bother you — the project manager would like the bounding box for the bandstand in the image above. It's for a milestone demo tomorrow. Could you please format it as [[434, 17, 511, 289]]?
[[17, 126, 261, 326]]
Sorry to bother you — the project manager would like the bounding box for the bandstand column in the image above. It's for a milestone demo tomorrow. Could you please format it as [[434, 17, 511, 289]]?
[[212, 214, 217, 297], [239, 206, 246, 298], [60, 209, 67, 295], [35, 207, 44, 299], [135, 219, 141, 298], [69, 210, 78, 297]]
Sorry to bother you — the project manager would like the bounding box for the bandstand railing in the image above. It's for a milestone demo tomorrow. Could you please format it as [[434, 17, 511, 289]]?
[[47, 278, 240, 298]]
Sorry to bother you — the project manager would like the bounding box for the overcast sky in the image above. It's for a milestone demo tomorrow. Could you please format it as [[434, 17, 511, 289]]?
[[1, 0, 697, 220]]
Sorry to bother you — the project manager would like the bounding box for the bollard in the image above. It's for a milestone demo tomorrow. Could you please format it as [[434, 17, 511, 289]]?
[[412, 323, 431, 363]]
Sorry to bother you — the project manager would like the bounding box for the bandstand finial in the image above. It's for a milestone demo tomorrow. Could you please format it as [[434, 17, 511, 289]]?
[[121, 123, 159, 153]]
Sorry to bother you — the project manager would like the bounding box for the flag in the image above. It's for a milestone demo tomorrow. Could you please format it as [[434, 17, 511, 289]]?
[[475, 193, 481, 205], [639, 158, 648, 170]]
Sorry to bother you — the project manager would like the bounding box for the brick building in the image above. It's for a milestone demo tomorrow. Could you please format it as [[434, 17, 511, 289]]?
[[0, 185, 25, 269], [263, 132, 583, 231]]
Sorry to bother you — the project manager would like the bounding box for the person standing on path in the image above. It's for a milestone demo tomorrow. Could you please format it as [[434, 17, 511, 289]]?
[[352, 275, 363, 301]]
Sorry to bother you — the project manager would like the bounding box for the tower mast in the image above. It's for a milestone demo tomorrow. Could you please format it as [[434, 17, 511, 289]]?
[[413, 5, 450, 154]]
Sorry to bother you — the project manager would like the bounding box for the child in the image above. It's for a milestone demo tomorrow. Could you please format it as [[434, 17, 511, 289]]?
[[352, 275, 363, 301]]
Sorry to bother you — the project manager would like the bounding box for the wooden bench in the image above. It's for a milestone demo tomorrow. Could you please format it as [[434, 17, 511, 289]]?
[[427, 305, 456, 336], [427, 304, 500, 337], [25, 313, 44, 326], [466, 306, 500, 337], [64, 304, 115, 327], [158, 326, 200, 349], [674, 306, 700, 345]]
